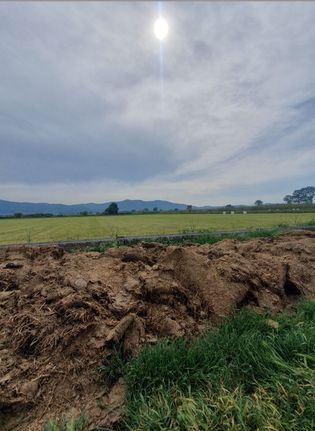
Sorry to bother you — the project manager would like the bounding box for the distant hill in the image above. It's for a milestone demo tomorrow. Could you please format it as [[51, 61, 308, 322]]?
[[0, 199, 194, 216]]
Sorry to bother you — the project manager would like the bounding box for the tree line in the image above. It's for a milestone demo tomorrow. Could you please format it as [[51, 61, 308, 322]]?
[[283, 186, 315, 204], [253, 186, 315, 207]]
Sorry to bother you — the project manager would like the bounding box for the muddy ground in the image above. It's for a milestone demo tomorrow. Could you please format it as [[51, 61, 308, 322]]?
[[0, 230, 315, 430]]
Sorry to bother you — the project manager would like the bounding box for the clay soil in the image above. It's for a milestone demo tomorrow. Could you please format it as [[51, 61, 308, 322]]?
[[0, 231, 315, 430]]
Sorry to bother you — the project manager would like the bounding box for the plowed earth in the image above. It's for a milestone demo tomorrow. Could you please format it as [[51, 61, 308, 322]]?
[[0, 231, 315, 430]]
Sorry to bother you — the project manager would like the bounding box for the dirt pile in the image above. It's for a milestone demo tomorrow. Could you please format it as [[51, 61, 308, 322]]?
[[0, 231, 315, 430]]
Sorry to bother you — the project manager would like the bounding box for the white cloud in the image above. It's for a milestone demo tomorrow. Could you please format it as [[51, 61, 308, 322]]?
[[0, 1, 315, 204]]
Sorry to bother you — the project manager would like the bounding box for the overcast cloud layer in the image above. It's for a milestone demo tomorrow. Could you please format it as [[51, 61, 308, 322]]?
[[1, 1, 315, 205]]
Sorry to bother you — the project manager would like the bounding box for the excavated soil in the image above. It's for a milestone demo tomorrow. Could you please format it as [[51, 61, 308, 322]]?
[[0, 231, 315, 430]]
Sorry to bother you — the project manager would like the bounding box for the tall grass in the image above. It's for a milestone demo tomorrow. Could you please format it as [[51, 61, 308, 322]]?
[[108, 301, 315, 430]]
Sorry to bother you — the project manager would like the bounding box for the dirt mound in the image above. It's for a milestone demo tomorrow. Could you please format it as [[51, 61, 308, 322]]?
[[0, 231, 315, 430]]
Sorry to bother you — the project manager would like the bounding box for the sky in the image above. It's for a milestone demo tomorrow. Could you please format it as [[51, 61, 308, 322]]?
[[0, 1, 315, 206]]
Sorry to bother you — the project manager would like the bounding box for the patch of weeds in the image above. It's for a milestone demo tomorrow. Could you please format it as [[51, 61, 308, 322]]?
[[168, 228, 281, 247], [278, 222, 290, 228], [77, 228, 283, 252], [98, 347, 127, 389], [26, 230, 32, 244], [43, 414, 87, 431], [82, 241, 117, 253], [302, 218, 315, 226], [115, 301, 315, 430], [130, 228, 293, 250]]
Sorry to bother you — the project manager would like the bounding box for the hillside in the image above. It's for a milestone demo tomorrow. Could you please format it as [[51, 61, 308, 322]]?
[[0, 199, 190, 216]]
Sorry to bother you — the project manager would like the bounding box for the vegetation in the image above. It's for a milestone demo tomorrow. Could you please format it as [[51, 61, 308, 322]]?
[[99, 301, 315, 431], [82, 228, 281, 253], [0, 213, 314, 245], [43, 415, 87, 431], [254, 199, 263, 206], [284, 186, 315, 204], [104, 202, 119, 215]]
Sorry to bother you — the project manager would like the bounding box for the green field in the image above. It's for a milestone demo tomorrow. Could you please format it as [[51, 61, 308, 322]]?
[[0, 212, 314, 245]]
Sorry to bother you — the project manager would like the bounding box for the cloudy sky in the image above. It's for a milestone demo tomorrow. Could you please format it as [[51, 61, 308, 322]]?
[[1, 1, 315, 205]]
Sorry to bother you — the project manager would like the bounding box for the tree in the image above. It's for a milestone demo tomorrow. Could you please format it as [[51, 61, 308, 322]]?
[[225, 204, 233, 209], [283, 186, 315, 205], [186, 205, 192, 213], [283, 195, 293, 204], [153, 207, 158, 212], [293, 186, 315, 204], [254, 200, 263, 206], [104, 202, 119, 215], [14, 213, 22, 218]]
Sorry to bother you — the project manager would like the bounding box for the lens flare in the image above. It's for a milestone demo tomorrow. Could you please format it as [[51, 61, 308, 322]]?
[[154, 17, 169, 40]]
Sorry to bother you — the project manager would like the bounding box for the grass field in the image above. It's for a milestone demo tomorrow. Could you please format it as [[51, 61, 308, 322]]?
[[0, 212, 315, 245]]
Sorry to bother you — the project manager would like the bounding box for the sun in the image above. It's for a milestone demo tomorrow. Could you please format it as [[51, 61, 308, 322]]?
[[154, 17, 169, 41]]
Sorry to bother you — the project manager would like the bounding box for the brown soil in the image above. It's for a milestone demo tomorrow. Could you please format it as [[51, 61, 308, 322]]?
[[0, 231, 315, 430]]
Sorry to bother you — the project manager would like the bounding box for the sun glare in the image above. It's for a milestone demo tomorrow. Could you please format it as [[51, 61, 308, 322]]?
[[154, 17, 169, 41]]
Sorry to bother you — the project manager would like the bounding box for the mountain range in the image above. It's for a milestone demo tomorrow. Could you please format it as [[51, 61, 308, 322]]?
[[0, 199, 205, 216]]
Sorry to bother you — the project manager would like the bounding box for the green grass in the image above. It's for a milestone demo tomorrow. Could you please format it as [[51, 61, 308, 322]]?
[[99, 301, 315, 431], [82, 228, 281, 253], [43, 415, 87, 431], [0, 213, 314, 245]]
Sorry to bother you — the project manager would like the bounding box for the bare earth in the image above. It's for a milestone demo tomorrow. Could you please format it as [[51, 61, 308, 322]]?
[[1, 231, 315, 430]]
